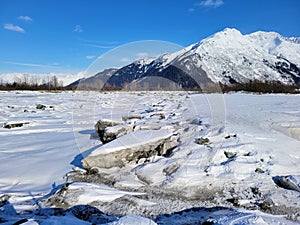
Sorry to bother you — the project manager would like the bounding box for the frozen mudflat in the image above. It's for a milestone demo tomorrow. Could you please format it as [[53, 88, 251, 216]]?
[[0, 90, 299, 224]]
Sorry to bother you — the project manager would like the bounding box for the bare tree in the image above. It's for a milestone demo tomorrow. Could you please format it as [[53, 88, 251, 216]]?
[[15, 75, 22, 85], [30, 75, 40, 87], [59, 80, 64, 88], [22, 74, 29, 86]]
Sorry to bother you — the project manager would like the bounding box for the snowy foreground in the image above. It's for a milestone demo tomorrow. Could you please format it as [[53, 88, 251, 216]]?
[[0, 90, 299, 224]]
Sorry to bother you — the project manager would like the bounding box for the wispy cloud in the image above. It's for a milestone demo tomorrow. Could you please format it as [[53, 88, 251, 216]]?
[[136, 52, 149, 58], [84, 43, 116, 49], [18, 16, 32, 22], [3, 24, 25, 33], [82, 39, 119, 45], [197, 0, 224, 8], [86, 55, 95, 60], [79, 38, 119, 49], [120, 57, 130, 63], [3, 61, 59, 68], [73, 25, 83, 33]]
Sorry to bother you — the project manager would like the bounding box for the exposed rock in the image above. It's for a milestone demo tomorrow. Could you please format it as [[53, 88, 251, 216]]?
[[3, 122, 30, 129], [94, 119, 124, 143], [0, 195, 10, 203], [82, 130, 178, 169], [95, 119, 124, 133], [190, 118, 202, 125], [36, 104, 46, 110], [67, 205, 114, 224], [227, 197, 240, 207], [224, 151, 237, 159], [195, 137, 210, 145], [163, 163, 180, 176], [12, 218, 28, 225], [23, 109, 37, 113], [251, 187, 260, 195], [150, 112, 165, 119], [275, 175, 300, 192], [202, 221, 215, 225], [101, 124, 132, 143], [255, 168, 265, 173], [259, 198, 274, 210], [224, 133, 237, 139], [122, 114, 142, 121], [35, 208, 66, 216], [134, 123, 162, 131]]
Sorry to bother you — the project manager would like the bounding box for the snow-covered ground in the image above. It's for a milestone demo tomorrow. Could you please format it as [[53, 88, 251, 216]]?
[[0, 90, 299, 224]]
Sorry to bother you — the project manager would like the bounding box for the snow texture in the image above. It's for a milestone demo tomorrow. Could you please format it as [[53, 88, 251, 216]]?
[[0, 90, 299, 224]]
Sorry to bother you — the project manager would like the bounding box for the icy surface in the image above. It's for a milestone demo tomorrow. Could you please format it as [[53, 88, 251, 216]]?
[[90, 130, 172, 155], [67, 182, 144, 204], [0, 91, 299, 224], [0, 91, 80, 193], [108, 214, 157, 225]]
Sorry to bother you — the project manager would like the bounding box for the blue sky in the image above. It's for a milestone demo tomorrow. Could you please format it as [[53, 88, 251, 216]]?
[[1, 0, 300, 75]]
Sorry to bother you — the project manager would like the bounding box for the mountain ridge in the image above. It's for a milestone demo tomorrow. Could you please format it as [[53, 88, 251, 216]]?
[[71, 28, 300, 89]]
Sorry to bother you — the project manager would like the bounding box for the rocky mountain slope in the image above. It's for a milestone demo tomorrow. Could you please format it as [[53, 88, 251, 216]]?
[[107, 28, 300, 88], [72, 28, 300, 90], [67, 68, 118, 89]]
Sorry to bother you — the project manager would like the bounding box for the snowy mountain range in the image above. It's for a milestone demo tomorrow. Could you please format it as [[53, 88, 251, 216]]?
[[72, 28, 300, 89]]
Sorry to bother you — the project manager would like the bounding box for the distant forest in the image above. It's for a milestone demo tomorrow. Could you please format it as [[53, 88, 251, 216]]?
[[220, 80, 299, 94], [0, 74, 299, 93], [0, 74, 70, 91]]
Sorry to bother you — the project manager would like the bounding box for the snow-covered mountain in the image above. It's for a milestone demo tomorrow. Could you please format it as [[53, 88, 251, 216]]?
[[103, 28, 300, 89], [67, 68, 118, 88]]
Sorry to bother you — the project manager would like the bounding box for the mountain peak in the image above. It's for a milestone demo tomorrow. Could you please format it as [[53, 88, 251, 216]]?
[[209, 28, 243, 38], [134, 57, 155, 65], [205, 28, 244, 42], [288, 37, 300, 44], [77, 28, 300, 89], [221, 27, 242, 34], [248, 30, 300, 45]]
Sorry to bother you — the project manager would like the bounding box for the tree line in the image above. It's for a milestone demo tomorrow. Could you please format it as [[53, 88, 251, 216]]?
[[220, 80, 299, 94], [0, 74, 69, 91], [1, 74, 299, 93]]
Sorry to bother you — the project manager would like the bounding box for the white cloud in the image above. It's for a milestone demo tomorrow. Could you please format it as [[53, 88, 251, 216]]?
[[18, 16, 32, 22], [197, 0, 224, 8], [86, 55, 95, 60], [84, 43, 116, 49], [136, 52, 149, 58], [73, 25, 83, 33], [3, 61, 59, 68], [120, 57, 130, 63], [3, 24, 25, 33]]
